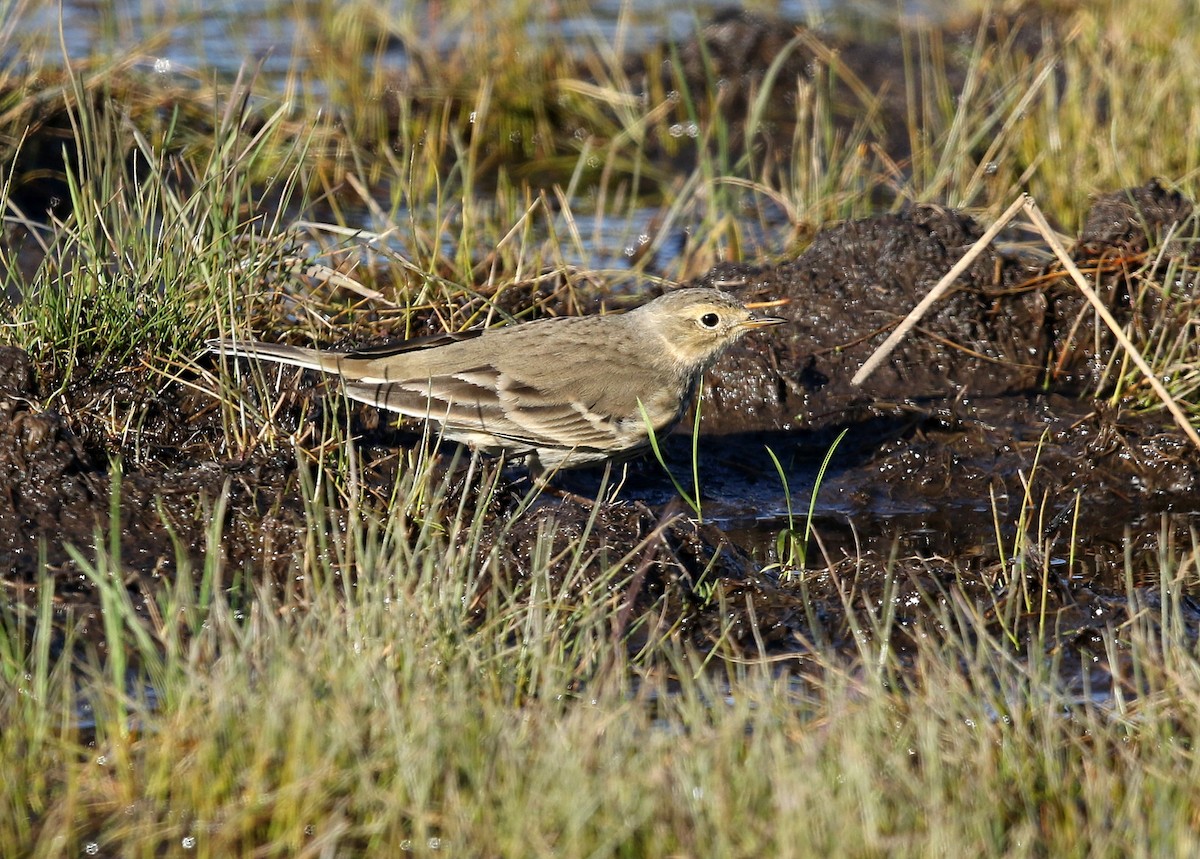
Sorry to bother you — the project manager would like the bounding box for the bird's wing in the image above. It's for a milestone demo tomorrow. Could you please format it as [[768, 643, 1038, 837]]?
[[342, 364, 631, 453]]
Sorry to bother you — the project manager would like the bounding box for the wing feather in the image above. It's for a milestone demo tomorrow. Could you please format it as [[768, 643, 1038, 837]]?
[[341, 360, 640, 454]]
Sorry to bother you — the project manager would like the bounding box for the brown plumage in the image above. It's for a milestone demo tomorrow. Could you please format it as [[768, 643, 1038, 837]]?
[[210, 287, 786, 475]]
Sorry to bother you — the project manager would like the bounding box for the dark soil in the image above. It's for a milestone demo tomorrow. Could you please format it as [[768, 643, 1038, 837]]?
[[3, 180, 1200, 674]]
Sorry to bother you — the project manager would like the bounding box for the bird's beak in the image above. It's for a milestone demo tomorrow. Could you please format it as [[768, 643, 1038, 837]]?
[[742, 298, 789, 328], [742, 314, 789, 329]]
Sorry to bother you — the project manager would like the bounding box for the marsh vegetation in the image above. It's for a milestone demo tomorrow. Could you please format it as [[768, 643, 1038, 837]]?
[[3, 0, 1200, 854]]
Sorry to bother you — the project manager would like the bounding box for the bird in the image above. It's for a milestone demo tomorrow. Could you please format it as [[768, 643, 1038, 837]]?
[[210, 287, 787, 476]]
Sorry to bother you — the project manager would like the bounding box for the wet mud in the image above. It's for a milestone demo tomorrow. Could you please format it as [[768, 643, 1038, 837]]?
[[4, 181, 1200, 674]]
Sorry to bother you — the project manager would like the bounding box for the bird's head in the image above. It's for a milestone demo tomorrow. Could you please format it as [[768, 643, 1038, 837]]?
[[636, 287, 788, 369]]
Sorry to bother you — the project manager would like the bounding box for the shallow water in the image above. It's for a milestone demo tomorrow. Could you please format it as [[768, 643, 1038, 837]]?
[[16, 0, 967, 79], [7, 0, 951, 276]]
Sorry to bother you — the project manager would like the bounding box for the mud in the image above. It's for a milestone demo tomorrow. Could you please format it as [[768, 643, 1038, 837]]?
[[3, 180, 1200, 676], [0, 347, 310, 654]]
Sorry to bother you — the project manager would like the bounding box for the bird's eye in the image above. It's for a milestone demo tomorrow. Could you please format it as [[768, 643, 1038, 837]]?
[[699, 312, 721, 329]]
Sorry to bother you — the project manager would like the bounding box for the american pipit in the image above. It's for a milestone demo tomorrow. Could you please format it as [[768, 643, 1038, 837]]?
[[211, 287, 786, 475]]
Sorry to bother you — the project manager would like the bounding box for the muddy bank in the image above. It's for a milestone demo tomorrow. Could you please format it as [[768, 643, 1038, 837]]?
[[511, 180, 1200, 656], [2, 181, 1199, 665]]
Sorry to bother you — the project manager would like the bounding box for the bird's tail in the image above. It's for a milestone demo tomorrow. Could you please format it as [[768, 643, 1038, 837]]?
[[208, 339, 357, 376]]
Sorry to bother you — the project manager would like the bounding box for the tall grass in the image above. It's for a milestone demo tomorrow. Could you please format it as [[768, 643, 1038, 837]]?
[[2, 74, 308, 385], [4, 465, 1200, 854]]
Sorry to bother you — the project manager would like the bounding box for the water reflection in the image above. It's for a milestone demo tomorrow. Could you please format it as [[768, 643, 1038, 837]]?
[[10, 0, 967, 82]]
